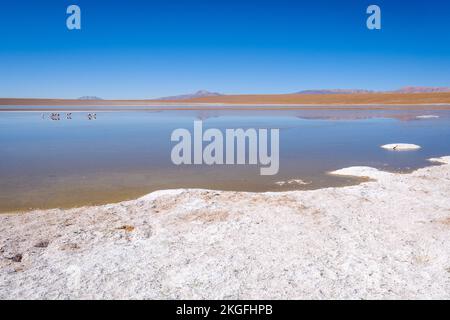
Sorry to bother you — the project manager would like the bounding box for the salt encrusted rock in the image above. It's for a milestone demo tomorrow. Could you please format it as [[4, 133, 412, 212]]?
[[34, 241, 49, 248]]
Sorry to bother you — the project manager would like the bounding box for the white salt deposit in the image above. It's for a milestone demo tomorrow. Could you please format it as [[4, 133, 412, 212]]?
[[416, 115, 440, 119], [1, 156, 449, 299], [429, 156, 450, 164], [381, 143, 421, 151], [275, 179, 311, 186]]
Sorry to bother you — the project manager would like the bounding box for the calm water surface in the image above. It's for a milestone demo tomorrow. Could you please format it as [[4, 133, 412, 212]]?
[[1, 108, 450, 212]]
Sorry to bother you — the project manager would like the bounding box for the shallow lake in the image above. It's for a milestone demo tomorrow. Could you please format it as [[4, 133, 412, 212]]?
[[1, 107, 450, 212]]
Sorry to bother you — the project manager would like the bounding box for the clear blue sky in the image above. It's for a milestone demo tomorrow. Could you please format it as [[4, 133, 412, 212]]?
[[0, 0, 449, 99]]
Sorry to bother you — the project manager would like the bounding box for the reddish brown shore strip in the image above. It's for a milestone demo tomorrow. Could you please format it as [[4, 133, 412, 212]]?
[[1, 92, 450, 109]]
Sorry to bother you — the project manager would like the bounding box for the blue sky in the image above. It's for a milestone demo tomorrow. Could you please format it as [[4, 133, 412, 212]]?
[[0, 0, 449, 99]]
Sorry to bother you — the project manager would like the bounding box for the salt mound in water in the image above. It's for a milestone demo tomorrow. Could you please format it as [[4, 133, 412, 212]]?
[[416, 115, 439, 119], [381, 143, 421, 151]]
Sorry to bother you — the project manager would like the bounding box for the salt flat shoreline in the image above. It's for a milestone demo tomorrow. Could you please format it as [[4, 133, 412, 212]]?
[[2, 92, 450, 107], [2, 103, 450, 112], [1, 157, 450, 299]]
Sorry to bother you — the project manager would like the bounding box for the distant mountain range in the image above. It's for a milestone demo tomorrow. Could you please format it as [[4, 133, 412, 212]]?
[[78, 96, 103, 100], [154, 87, 450, 101], [296, 89, 374, 94], [157, 90, 223, 100], [392, 86, 450, 93], [296, 87, 450, 95]]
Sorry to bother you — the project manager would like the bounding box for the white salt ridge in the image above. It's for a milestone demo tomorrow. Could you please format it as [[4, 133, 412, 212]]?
[[381, 143, 421, 151], [330, 166, 390, 180], [1, 156, 450, 299], [429, 156, 450, 164]]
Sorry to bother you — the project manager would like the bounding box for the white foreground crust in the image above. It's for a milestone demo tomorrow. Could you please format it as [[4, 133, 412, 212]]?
[[1, 156, 450, 299]]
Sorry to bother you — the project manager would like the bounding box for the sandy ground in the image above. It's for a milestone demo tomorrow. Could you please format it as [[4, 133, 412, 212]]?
[[1, 157, 450, 299], [2, 92, 450, 108]]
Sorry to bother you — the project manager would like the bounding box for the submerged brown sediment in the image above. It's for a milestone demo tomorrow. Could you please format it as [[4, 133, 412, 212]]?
[[0, 171, 366, 214]]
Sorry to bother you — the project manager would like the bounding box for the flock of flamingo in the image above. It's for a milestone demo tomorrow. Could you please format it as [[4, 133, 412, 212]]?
[[42, 112, 97, 121]]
